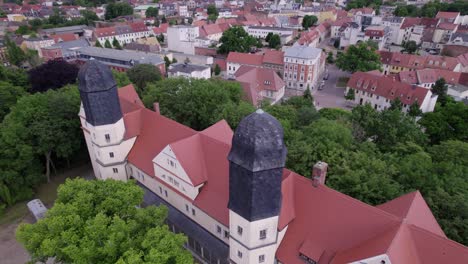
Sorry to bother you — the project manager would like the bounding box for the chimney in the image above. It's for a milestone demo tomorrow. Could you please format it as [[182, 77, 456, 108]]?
[[153, 102, 160, 114], [312, 161, 328, 187]]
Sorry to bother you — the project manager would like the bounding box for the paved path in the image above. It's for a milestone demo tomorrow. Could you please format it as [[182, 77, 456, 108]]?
[[312, 64, 351, 110]]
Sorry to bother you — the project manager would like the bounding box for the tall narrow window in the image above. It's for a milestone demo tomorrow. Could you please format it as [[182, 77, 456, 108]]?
[[259, 255, 265, 263], [113, 168, 118, 173], [105, 134, 110, 142], [237, 226, 243, 236], [259, 229, 267, 240], [109, 152, 114, 158]]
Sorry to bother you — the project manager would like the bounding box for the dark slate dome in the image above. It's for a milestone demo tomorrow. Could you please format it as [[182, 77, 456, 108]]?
[[78, 59, 117, 93], [78, 60, 122, 126], [228, 109, 287, 172]]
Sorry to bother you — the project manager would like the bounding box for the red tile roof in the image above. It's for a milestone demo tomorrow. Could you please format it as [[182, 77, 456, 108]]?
[[153, 23, 168, 34], [379, 51, 460, 71], [347, 71, 430, 107], [227, 52, 263, 66], [436, 11, 460, 19], [262, 49, 284, 65], [437, 22, 457, 31], [377, 191, 446, 237], [117, 85, 468, 264], [95, 27, 117, 38], [52, 33, 78, 43]]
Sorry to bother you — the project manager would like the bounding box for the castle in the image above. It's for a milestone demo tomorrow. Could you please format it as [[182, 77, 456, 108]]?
[[78, 60, 468, 264]]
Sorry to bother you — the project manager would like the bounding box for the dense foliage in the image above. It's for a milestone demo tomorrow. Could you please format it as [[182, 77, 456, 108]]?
[[218, 26, 262, 54], [393, 0, 468, 17], [28, 59, 79, 93], [127, 64, 162, 93], [302, 15, 318, 30], [336, 41, 382, 73], [141, 85, 468, 245], [17, 178, 192, 264], [105, 2, 134, 20], [142, 78, 255, 130], [207, 4, 219, 21], [346, 0, 382, 10]]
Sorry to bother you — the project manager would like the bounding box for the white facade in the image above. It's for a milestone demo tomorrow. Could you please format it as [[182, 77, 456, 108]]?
[[168, 64, 211, 79], [283, 46, 325, 91], [167, 26, 199, 55], [96, 30, 152, 47], [25, 38, 55, 57]]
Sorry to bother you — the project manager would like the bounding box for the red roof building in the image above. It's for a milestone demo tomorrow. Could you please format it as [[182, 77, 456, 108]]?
[[78, 63, 468, 264], [346, 71, 438, 113]]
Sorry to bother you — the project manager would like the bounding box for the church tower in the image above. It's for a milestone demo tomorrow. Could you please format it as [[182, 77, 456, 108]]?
[[228, 109, 287, 264], [78, 60, 128, 181]]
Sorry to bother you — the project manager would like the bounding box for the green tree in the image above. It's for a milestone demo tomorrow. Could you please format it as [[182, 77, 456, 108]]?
[[326, 51, 334, 63], [105, 2, 133, 20], [112, 70, 131, 87], [80, 10, 99, 25], [15, 25, 33, 35], [218, 26, 261, 54], [389, 97, 403, 111], [214, 63, 221, 76], [207, 4, 218, 21], [268, 34, 281, 49], [345, 88, 355, 101], [104, 39, 112, 48], [112, 37, 122, 49], [127, 64, 162, 92], [0, 65, 29, 87], [402, 40, 418, 54], [432, 78, 449, 106], [419, 99, 468, 144], [265, 32, 273, 42], [408, 101, 422, 117], [95, 40, 103, 48], [164, 55, 171, 69], [336, 41, 382, 73], [0, 81, 26, 121], [145, 6, 159, 18], [29, 18, 43, 31], [394, 5, 409, 16], [1, 86, 82, 183], [302, 15, 318, 30], [4, 36, 26, 66], [157, 33, 164, 43], [172, 57, 177, 64], [16, 178, 192, 264], [142, 78, 255, 130]]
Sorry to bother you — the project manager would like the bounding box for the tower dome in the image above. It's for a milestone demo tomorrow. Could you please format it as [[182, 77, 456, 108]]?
[[78, 60, 122, 126], [228, 109, 287, 172]]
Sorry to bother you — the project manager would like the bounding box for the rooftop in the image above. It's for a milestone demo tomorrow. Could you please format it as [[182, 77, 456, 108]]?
[[74, 47, 164, 65], [168, 63, 210, 74], [284, 45, 322, 59]]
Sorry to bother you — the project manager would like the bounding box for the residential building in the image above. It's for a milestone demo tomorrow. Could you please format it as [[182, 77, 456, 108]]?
[[234, 65, 285, 106], [70, 47, 165, 74], [168, 63, 211, 79], [246, 26, 296, 44], [398, 69, 468, 101], [283, 45, 325, 91], [226, 50, 284, 78], [379, 51, 463, 74], [94, 22, 152, 47], [78, 60, 468, 264], [23, 37, 55, 57], [167, 25, 199, 55], [41, 38, 90, 61], [346, 71, 438, 113], [42, 25, 89, 37], [381, 16, 404, 45]]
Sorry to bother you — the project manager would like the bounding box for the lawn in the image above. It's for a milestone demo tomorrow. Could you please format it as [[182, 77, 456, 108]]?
[[0, 164, 92, 227], [336, 77, 350, 88]]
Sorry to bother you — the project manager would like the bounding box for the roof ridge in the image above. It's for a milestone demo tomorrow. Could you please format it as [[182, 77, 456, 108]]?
[[387, 222, 422, 264], [408, 224, 468, 250]]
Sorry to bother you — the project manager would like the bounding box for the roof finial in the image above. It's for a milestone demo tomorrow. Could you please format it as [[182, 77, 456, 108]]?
[[256, 109, 265, 114]]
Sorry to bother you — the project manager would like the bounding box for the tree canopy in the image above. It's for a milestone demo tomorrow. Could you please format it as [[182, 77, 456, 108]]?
[[17, 178, 192, 264], [28, 59, 79, 93], [402, 40, 418, 54], [142, 78, 255, 130], [127, 64, 162, 92], [302, 15, 318, 30], [267, 34, 281, 49], [217, 26, 261, 54], [336, 41, 382, 73], [105, 2, 133, 20], [207, 4, 218, 21], [145, 7, 159, 18]]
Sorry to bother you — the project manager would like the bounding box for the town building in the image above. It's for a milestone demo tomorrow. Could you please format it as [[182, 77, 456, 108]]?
[[70, 47, 165, 74], [234, 65, 285, 106], [246, 26, 296, 44], [226, 50, 284, 78], [78, 60, 468, 264], [167, 25, 199, 55], [168, 63, 211, 79], [283, 45, 325, 91], [41, 39, 90, 61], [379, 51, 463, 75], [94, 22, 152, 47], [346, 71, 438, 113], [23, 37, 55, 57]]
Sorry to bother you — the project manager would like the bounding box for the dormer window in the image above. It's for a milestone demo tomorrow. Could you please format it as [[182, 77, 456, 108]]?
[[264, 80, 271, 85]]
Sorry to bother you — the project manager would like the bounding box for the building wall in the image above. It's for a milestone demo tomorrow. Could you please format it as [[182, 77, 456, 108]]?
[[167, 26, 199, 55], [283, 52, 324, 91]]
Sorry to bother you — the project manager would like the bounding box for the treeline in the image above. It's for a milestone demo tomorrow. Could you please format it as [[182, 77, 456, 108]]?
[[0, 61, 84, 214], [142, 81, 467, 245], [394, 0, 468, 17]]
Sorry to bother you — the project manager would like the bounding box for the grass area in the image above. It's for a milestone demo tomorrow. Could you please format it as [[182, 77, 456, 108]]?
[[0, 164, 92, 227], [336, 77, 350, 88]]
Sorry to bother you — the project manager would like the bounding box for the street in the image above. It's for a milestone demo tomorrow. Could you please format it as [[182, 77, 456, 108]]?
[[312, 64, 350, 110]]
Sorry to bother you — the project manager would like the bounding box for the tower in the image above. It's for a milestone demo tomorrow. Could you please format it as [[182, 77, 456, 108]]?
[[78, 60, 129, 181], [228, 109, 287, 264]]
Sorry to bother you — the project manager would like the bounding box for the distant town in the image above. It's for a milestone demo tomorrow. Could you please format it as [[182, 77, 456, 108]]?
[[0, 0, 467, 263]]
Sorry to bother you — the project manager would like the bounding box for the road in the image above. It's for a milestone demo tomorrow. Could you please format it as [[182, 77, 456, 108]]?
[[312, 64, 351, 110]]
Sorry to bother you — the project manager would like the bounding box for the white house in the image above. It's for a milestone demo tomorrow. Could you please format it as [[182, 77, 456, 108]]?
[[168, 63, 211, 79], [167, 25, 199, 55]]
